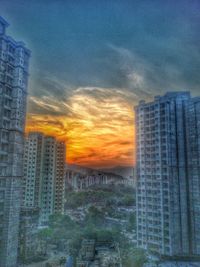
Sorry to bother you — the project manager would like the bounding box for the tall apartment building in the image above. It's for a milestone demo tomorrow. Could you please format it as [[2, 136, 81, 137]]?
[[0, 17, 30, 267], [185, 97, 200, 255], [23, 132, 43, 208], [54, 141, 66, 213], [23, 132, 66, 224], [135, 92, 200, 257]]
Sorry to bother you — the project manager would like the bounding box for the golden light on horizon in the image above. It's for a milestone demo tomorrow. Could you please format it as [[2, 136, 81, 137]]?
[[26, 87, 136, 168]]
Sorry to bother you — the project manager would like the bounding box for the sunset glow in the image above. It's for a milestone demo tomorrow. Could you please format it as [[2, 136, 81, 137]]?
[[26, 87, 136, 168]]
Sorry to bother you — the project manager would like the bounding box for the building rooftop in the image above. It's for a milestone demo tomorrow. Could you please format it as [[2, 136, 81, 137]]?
[[0, 16, 9, 27], [136, 91, 191, 108]]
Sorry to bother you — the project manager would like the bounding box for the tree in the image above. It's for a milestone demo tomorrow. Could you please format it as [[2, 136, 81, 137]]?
[[37, 228, 53, 255], [85, 206, 105, 227], [122, 248, 147, 267], [127, 213, 136, 231]]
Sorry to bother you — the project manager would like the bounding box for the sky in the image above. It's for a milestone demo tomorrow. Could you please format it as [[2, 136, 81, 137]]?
[[1, 0, 200, 168]]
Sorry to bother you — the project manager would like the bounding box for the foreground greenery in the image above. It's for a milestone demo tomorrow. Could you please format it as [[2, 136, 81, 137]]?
[[65, 184, 136, 208], [37, 184, 147, 267]]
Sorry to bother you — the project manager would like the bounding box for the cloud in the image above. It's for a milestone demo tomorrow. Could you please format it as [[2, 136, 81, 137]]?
[[108, 43, 200, 98], [26, 41, 200, 168], [3, 0, 200, 169], [107, 44, 157, 98], [127, 72, 144, 88], [26, 86, 135, 168]]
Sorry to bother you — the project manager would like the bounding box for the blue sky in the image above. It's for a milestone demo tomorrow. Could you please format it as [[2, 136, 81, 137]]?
[[1, 0, 200, 167]]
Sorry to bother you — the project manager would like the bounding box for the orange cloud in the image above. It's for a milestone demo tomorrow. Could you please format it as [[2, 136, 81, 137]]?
[[26, 87, 136, 168]]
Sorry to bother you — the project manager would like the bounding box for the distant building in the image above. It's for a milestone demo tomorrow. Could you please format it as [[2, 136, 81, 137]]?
[[0, 16, 30, 267], [135, 92, 200, 257], [23, 132, 66, 224], [66, 171, 108, 191], [77, 239, 122, 267], [65, 169, 134, 191], [54, 141, 66, 213], [23, 132, 43, 208]]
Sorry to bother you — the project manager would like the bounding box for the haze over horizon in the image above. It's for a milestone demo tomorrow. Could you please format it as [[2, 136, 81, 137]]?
[[1, 0, 200, 168]]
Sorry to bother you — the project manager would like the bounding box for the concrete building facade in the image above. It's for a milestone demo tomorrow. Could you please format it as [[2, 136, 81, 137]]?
[[0, 17, 30, 267], [23, 132, 66, 225], [185, 97, 200, 255], [54, 141, 66, 213], [135, 92, 200, 257], [23, 132, 44, 208]]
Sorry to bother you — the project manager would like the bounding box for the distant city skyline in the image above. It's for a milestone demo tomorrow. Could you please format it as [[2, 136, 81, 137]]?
[[1, 0, 200, 168]]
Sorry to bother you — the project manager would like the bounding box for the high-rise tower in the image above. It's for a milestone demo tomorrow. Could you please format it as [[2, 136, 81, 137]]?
[[135, 92, 200, 257], [0, 17, 30, 267], [23, 133, 66, 225], [185, 97, 200, 255], [23, 132, 44, 208]]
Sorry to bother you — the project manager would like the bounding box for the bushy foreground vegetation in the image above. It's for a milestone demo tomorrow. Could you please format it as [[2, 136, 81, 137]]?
[[37, 184, 147, 267], [65, 184, 135, 208]]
